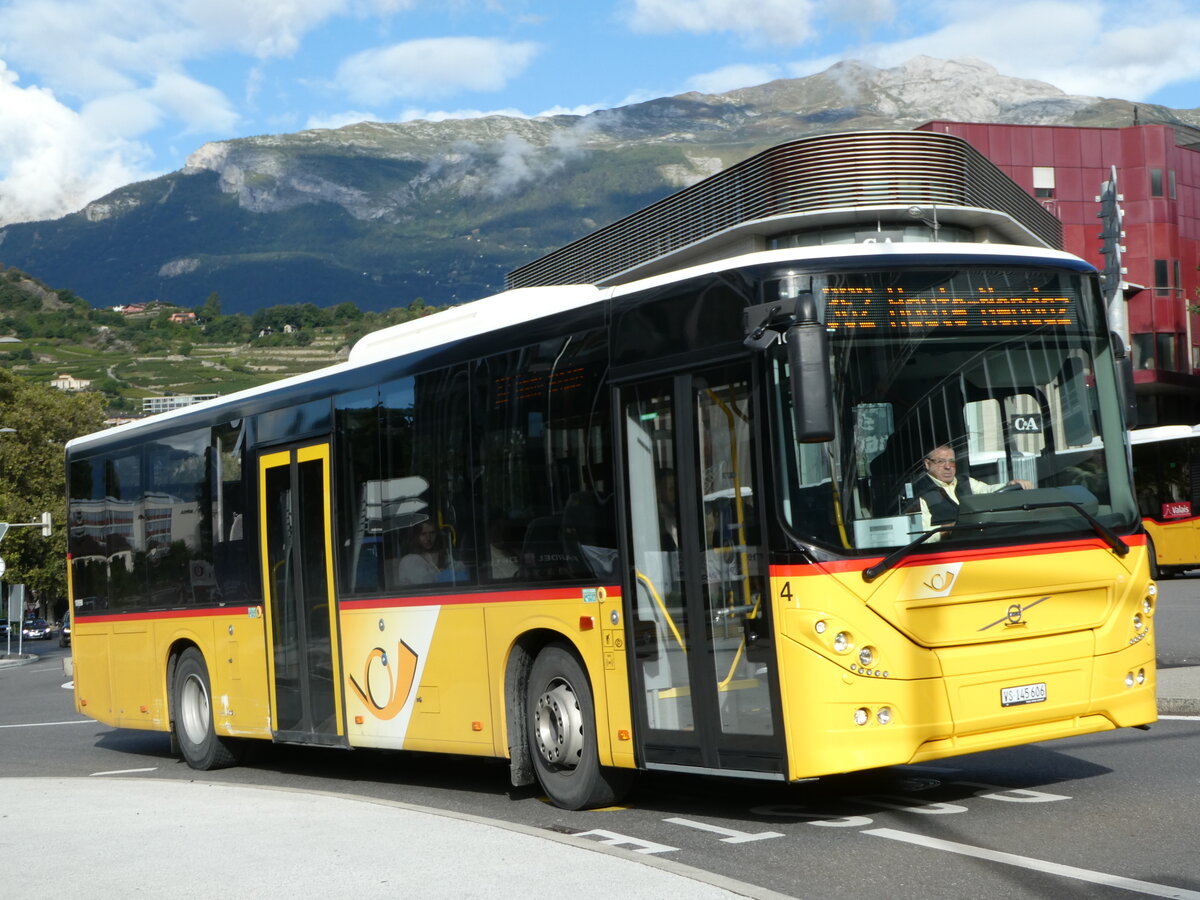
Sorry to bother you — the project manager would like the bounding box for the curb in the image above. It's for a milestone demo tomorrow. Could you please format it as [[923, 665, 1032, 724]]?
[[0, 653, 38, 668], [1157, 698, 1200, 716]]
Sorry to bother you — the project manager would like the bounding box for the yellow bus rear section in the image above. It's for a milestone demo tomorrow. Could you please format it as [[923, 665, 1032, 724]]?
[[1143, 517, 1200, 569], [72, 607, 272, 739]]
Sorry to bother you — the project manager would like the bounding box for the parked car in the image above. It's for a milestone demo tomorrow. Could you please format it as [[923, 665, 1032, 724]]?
[[22, 618, 51, 640], [59, 614, 71, 648]]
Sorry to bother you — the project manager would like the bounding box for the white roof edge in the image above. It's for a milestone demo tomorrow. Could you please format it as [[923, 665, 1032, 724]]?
[[608, 240, 1089, 298], [67, 283, 608, 452], [348, 284, 606, 365], [1127, 424, 1200, 445]]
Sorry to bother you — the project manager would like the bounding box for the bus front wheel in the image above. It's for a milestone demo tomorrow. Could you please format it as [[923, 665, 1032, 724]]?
[[1146, 536, 1165, 580], [172, 648, 244, 770], [526, 643, 631, 810]]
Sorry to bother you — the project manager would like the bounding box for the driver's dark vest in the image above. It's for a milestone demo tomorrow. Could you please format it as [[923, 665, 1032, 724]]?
[[918, 475, 974, 525]]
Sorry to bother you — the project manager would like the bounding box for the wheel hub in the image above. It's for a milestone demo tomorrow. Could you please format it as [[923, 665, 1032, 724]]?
[[534, 679, 584, 768], [180, 673, 210, 746]]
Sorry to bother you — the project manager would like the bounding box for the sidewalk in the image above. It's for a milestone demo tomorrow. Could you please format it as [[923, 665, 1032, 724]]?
[[1156, 664, 1200, 715], [2, 777, 781, 899]]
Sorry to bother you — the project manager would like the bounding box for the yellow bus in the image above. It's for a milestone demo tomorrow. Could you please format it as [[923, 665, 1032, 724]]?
[[65, 132, 1157, 809], [1131, 424, 1200, 579]]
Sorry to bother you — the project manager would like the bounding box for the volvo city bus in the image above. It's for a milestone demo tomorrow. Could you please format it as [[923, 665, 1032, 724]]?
[[65, 131, 1157, 809], [1130, 424, 1200, 578]]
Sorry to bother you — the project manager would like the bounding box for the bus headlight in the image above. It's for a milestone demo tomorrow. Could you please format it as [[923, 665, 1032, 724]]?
[[834, 632, 851, 653], [1143, 596, 1154, 616], [1133, 613, 1143, 630], [858, 646, 875, 668]]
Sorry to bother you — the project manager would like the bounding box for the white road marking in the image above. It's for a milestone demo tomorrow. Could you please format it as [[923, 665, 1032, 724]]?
[[90, 767, 159, 776], [865, 827, 1200, 899], [664, 817, 785, 843], [573, 829, 679, 854], [0, 719, 93, 729]]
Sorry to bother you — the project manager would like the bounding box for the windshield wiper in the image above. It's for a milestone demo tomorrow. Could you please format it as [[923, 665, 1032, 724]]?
[[1012, 500, 1129, 558], [862, 526, 955, 582], [861, 500, 1129, 583]]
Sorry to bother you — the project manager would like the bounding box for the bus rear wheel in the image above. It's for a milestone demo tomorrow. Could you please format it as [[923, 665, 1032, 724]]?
[[526, 643, 632, 810], [172, 648, 244, 770]]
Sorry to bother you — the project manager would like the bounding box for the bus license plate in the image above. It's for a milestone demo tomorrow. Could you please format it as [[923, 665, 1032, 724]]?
[[1001, 682, 1047, 707]]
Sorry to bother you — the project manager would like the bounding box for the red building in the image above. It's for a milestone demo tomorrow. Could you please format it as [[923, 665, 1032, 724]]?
[[919, 120, 1200, 426]]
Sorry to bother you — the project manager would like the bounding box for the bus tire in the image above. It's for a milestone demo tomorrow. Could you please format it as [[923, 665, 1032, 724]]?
[[172, 648, 243, 770], [1146, 537, 1163, 580], [526, 643, 632, 810]]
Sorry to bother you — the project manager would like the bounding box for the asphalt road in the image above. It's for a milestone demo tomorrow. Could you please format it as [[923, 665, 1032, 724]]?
[[2, 578, 1198, 899]]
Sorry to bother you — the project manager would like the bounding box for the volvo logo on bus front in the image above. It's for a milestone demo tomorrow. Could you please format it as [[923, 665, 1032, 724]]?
[[978, 595, 1050, 632]]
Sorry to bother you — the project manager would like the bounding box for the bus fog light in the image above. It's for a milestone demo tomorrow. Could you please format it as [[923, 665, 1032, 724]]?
[[815, 620, 827, 635], [834, 632, 850, 653], [1125, 672, 1135, 688], [858, 646, 875, 667], [1137, 668, 1146, 685], [876, 707, 892, 725], [854, 708, 869, 726]]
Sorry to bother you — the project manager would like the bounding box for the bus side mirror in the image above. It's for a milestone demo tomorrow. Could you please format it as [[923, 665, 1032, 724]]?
[[1111, 332, 1138, 429], [786, 321, 834, 443]]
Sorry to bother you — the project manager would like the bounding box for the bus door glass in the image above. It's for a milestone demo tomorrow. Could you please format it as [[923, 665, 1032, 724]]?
[[620, 362, 783, 774], [259, 444, 345, 745]]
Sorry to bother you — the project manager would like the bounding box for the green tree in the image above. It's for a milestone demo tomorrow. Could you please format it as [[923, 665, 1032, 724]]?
[[199, 292, 222, 320], [0, 369, 106, 619]]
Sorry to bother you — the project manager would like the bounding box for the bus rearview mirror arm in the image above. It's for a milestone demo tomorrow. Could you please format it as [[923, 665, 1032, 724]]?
[[786, 293, 834, 443]]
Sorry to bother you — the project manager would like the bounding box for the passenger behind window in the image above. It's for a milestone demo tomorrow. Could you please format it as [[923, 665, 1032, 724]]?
[[394, 519, 469, 586], [394, 520, 445, 585]]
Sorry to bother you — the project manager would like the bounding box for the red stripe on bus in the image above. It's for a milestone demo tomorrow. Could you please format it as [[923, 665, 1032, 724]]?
[[772, 534, 1147, 577], [341, 586, 622, 611], [73, 606, 254, 624]]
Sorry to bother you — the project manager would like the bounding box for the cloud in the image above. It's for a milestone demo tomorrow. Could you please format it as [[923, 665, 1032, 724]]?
[[334, 37, 541, 104], [840, 1, 1200, 100], [0, 62, 153, 225], [626, 0, 820, 46]]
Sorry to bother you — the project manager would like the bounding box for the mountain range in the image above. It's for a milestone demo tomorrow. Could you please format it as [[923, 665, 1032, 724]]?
[[2, 56, 1198, 315]]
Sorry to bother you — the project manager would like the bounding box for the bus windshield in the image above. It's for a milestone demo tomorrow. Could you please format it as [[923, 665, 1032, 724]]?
[[772, 265, 1139, 553]]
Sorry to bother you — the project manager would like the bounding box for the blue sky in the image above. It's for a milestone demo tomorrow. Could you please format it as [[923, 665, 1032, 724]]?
[[2, 0, 1199, 226]]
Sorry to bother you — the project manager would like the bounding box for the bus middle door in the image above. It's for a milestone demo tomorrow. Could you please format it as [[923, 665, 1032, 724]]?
[[259, 443, 346, 746]]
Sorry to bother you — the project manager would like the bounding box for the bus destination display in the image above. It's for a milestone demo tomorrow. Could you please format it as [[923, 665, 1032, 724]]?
[[824, 287, 1079, 331]]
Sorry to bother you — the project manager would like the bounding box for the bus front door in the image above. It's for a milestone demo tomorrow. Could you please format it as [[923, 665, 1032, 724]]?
[[620, 363, 784, 777], [259, 444, 346, 746]]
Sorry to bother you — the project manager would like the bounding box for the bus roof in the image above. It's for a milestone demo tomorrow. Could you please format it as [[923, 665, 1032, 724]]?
[[1128, 425, 1200, 445], [66, 241, 1094, 453]]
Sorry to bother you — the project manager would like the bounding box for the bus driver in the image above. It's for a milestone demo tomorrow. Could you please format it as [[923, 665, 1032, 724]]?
[[916, 444, 1033, 529]]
